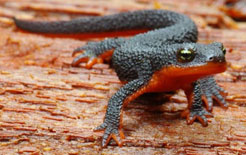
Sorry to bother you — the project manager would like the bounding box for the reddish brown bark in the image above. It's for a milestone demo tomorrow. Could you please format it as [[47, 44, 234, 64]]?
[[0, 0, 246, 154]]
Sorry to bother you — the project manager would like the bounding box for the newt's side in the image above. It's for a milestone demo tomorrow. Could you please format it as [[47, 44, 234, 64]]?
[[14, 10, 227, 147]]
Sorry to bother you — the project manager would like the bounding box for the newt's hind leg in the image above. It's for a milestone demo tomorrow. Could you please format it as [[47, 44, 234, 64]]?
[[72, 37, 126, 68]]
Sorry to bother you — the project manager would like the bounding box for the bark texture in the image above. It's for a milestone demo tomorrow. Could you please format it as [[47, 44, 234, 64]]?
[[0, 0, 246, 154]]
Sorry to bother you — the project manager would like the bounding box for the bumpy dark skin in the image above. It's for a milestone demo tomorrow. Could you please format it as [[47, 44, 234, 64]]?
[[14, 10, 227, 147]]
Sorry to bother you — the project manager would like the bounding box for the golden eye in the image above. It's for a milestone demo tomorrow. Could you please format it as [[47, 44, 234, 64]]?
[[222, 47, 226, 55], [177, 49, 195, 63]]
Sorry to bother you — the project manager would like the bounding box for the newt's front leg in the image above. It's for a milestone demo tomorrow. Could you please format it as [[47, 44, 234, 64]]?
[[182, 81, 213, 126], [182, 76, 227, 126], [94, 77, 150, 147], [199, 76, 227, 111]]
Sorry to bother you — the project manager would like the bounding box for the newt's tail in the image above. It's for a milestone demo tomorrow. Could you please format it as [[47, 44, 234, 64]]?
[[14, 10, 194, 34]]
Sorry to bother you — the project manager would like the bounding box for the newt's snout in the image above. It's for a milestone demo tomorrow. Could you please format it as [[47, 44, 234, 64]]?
[[206, 42, 227, 63], [207, 54, 226, 63], [205, 48, 227, 74]]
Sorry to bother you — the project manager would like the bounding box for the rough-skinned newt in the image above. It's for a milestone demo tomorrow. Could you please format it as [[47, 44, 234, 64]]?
[[14, 10, 227, 147]]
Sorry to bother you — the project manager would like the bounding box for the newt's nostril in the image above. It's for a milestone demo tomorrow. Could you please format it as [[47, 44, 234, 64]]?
[[209, 56, 214, 61], [208, 55, 226, 63]]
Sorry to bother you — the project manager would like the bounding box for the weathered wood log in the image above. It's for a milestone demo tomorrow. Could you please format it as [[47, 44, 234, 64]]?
[[0, 0, 246, 154]]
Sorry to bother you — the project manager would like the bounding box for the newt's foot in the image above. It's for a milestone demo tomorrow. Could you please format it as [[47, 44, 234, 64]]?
[[94, 122, 124, 147], [199, 77, 228, 111], [182, 108, 213, 127], [71, 42, 103, 68]]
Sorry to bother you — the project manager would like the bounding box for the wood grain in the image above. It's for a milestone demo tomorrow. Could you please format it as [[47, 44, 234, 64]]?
[[0, 0, 245, 154]]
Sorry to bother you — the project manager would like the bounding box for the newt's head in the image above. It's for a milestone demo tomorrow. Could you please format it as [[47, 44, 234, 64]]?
[[163, 42, 227, 80]]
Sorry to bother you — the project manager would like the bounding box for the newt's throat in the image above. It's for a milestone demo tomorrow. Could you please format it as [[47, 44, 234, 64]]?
[[169, 62, 227, 77], [146, 62, 227, 92]]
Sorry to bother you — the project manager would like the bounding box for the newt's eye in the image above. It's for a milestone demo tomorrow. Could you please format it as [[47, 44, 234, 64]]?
[[177, 49, 195, 63], [222, 47, 226, 55]]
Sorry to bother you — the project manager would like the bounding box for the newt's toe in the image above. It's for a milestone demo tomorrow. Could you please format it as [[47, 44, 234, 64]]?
[[111, 131, 124, 147], [199, 77, 228, 111], [213, 92, 228, 108], [202, 95, 213, 111], [86, 57, 103, 69], [94, 122, 124, 147], [94, 123, 107, 131], [71, 53, 89, 67], [72, 48, 82, 57], [183, 109, 213, 127]]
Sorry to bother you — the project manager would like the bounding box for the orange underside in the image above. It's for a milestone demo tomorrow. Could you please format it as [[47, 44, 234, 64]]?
[[124, 62, 227, 105], [18, 29, 148, 39]]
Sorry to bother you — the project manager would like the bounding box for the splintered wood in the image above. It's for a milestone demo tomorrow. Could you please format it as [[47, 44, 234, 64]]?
[[0, 0, 246, 154]]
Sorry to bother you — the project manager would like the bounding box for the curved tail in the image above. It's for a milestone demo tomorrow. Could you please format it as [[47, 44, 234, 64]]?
[[14, 10, 195, 34]]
